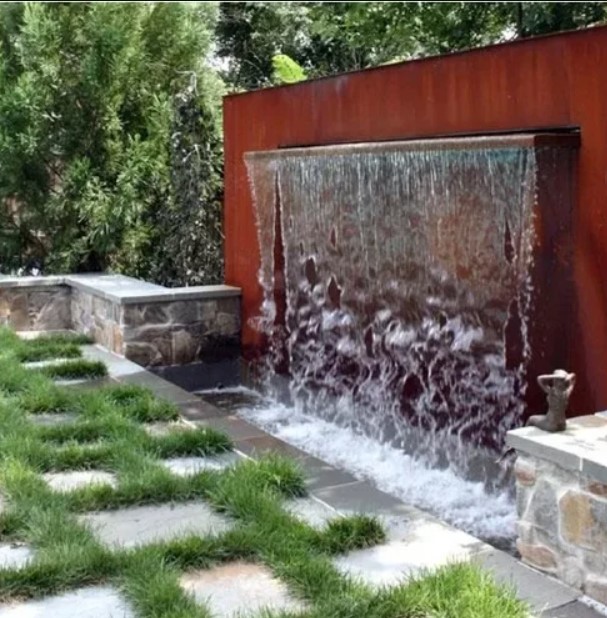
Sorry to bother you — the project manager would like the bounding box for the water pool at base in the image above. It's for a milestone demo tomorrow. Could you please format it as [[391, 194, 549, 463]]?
[[199, 387, 517, 554]]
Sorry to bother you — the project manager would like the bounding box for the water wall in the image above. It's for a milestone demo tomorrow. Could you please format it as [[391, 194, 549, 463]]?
[[245, 136, 577, 470], [224, 26, 607, 419]]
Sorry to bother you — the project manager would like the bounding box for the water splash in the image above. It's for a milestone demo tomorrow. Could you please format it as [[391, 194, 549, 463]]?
[[199, 387, 516, 549], [246, 138, 538, 480]]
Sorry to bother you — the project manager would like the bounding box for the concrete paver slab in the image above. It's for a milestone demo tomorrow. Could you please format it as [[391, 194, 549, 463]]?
[[0, 544, 34, 569], [334, 519, 485, 587], [43, 470, 117, 493], [80, 501, 232, 548], [285, 497, 337, 529], [0, 586, 134, 618], [471, 549, 579, 613], [161, 453, 239, 477], [181, 561, 304, 617], [28, 413, 77, 426]]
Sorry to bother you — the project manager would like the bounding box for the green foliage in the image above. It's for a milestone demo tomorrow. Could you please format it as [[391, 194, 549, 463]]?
[[216, 1, 311, 91], [0, 3, 224, 284], [272, 53, 307, 84], [217, 2, 607, 89]]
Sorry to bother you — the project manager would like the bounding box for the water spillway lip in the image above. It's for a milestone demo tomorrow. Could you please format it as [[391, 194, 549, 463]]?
[[244, 133, 580, 160]]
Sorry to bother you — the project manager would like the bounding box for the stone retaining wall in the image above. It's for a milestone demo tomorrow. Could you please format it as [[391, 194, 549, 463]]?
[[0, 284, 71, 331], [0, 274, 241, 367], [508, 415, 607, 604]]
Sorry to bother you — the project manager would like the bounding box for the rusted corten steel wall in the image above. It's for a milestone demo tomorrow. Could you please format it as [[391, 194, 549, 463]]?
[[223, 26, 607, 417]]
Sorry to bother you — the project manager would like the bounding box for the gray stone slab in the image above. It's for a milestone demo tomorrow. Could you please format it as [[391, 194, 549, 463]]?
[[299, 456, 359, 492], [143, 421, 195, 437], [285, 497, 338, 529], [582, 450, 607, 484], [0, 586, 134, 618], [312, 480, 423, 518], [507, 422, 607, 475], [540, 600, 605, 617], [161, 453, 239, 477], [181, 562, 304, 617], [334, 518, 485, 587], [43, 471, 117, 493], [0, 543, 34, 569], [54, 378, 102, 388], [82, 345, 142, 377], [17, 329, 75, 340], [60, 377, 116, 391], [507, 429, 582, 473], [119, 371, 198, 404], [28, 412, 77, 426], [203, 416, 267, 441], [0, 276, 65, 289], [472, 549, 579, 613], [234, 435, 310, 460], [80, 501, 232, 548], [23, 359, 72, 369], [178, 400, 228, 421], [164, 284, 241, 301]]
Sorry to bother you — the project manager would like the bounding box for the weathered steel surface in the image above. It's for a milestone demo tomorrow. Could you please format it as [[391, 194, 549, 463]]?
[[223, 26, 607, 417]]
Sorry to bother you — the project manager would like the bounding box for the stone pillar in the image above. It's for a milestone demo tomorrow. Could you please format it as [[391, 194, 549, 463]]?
[[507, 415, 607, 604]]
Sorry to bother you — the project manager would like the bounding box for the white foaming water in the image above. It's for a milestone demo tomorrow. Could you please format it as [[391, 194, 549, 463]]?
[[231, 390, 516, 546]]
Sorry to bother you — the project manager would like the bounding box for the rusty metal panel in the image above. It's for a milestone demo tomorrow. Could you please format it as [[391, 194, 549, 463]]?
[[223, 26, 607, 416]]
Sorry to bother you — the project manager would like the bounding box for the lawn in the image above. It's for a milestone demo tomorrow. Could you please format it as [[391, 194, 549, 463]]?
[[0, 327, 529, 618]]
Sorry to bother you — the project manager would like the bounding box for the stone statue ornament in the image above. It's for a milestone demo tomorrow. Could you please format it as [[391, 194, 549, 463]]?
[[526, 369, 576, 432]]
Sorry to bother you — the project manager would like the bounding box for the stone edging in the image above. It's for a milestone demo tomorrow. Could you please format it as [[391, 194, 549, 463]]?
[[0, 274, 240, 304]]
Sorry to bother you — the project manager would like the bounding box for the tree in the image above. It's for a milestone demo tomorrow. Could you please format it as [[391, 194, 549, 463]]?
[[216, 2, 607, 89], [515, 2, 607, 37], [215, 2, 311, 91], [0, 2, 224, 284]]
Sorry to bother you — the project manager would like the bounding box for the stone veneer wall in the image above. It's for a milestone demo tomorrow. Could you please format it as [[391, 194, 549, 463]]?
[[0, 285, 71, 331], [120, 297, 240, 366], [0, 275, 241, 367], [509, 415, 607, 605]]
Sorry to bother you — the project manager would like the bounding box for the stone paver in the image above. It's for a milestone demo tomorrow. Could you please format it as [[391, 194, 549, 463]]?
[[203, 416, 267, 441], [181, 562, 304, 617], [17, 330, 74, 340], [178, 400, 230, 422], [23, 359, 72, 369], [0, 544, 34, 569], [0, 586, 134, 618], [313, 479, 425, 519], [80, 501, 232, 548], [471, 549, 579, 613], [143, 421, 195, 437], [28, 412, 77, 426], [285, 497, 337, 529], [161, 453, 239, 477], [43, 470, 117, 493], [539, 601, 606, 617], [334, 519, 485, 587]]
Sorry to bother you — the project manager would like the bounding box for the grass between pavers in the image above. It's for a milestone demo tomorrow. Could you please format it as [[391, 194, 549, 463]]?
[[0, 330, 91, 363], [0, 326, 529, 618]]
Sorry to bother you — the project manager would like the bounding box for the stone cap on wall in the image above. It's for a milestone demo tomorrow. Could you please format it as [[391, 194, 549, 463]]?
[[507, 414, 607, 483], [0, 274, 241, 304]]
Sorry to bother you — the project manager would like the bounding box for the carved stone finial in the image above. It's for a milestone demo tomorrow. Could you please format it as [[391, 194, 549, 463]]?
[[527, 369, 575, 432]]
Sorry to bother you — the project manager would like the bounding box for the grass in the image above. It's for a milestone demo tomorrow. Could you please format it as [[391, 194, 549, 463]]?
[[0, 326, 529, 618], [35, 359, 108, 380]]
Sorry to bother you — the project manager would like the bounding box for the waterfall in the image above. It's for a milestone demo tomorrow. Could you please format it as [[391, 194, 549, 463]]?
[[246, 138, 537, 480]]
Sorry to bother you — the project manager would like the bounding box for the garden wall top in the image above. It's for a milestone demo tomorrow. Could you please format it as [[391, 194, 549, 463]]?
[[507, 414, 607, 483], [0, 274, 241, 305]]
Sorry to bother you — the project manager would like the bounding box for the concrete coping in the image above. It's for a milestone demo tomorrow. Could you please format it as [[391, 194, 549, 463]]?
[[506, 414, 607, 483], [0, 274, 241, 305]]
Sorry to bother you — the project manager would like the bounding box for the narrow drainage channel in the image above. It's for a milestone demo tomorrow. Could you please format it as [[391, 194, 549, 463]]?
[[196, 386, 517, 555]]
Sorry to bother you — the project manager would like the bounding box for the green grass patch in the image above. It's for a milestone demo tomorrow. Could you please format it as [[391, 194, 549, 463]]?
[[0, 325, 528, 618], [35, 359, 108, 380]]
